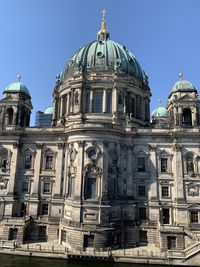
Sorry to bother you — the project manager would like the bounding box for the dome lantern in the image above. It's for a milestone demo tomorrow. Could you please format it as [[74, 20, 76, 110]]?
[[97, 9, 110, 41]]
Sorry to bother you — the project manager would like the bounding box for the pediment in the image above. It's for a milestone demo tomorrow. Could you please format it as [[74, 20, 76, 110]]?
[[21, 145, 35, 154], [178, 94, 196, 102], [187, 203, 200, 209]]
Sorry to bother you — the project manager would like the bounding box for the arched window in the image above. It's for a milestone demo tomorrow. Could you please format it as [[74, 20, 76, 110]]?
[[182, 108, 192, 127], [7, 108, 14, 125], [93, 91, 103, 113], [84, 164, 100, 200]]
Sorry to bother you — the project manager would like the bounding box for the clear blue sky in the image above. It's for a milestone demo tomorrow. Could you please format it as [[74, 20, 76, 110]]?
[[0, 0, 200, 125]]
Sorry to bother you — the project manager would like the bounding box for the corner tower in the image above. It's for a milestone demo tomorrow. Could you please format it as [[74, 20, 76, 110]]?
[[0, 76, 33, 128], [167, 73, 200, 127]]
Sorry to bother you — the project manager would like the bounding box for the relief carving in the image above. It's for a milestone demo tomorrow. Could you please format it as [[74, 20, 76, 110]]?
[[188, 183, 199, 196], [0, 176, 8, 190]]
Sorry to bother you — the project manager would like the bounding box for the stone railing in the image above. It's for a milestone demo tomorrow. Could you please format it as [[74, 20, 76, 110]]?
[[168, 241, 200, 260]]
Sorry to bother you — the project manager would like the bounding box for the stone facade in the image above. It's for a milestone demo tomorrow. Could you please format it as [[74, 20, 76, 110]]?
[[0, 18, 200, 256]]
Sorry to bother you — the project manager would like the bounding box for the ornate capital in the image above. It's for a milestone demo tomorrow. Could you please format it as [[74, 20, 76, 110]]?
[[12, 141, 21, 149], [36, 143, 43, 149], [78, 141, 84, 147], [173, 143, 182, 152], [148, 144, 156, 152], [57, 142, 65, 149]]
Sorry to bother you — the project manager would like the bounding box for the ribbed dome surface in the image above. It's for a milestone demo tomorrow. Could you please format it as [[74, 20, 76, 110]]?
[[63, 39, 144, 82], [3, 82, 30, 97], [44, 106, 54, 114], [151, 106, 168, 118]]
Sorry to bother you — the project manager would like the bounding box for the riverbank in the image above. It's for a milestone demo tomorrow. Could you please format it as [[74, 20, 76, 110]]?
[[1, 241, 200, 266]]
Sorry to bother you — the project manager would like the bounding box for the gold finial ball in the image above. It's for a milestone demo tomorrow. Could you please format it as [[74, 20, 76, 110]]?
[[178, 72, 183, 80]]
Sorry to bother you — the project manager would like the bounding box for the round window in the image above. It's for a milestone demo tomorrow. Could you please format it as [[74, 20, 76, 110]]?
[[88, 148, 97, 160]]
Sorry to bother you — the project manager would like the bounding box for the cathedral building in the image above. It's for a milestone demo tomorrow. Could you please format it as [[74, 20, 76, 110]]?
[[0, 14, 200, 253]]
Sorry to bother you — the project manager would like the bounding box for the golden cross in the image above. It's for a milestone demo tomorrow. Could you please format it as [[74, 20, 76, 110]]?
[[101, 9, 107, 20]]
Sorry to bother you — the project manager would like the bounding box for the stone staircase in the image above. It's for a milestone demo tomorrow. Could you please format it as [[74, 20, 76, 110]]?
[[185, 228, 200, 241]]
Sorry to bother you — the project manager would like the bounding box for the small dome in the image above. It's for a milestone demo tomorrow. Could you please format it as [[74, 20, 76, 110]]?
[[4, 82, 30, 97], [169, 79, 197, 97], [62, 39, 145, 83], [44, 106, 54, 114], [151, 106, 168, 118]]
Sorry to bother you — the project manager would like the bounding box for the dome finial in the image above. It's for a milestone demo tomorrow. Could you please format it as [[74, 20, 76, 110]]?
[[17, 74, 22, 82], [97, 9, 110, 41], [159, 99, 162, 107], [178, 72, 183, 80]]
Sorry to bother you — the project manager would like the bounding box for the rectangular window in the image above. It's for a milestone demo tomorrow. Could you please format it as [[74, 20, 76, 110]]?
[[24, 155, 32, 169], [138, 185, 146, 197], [161, 158, 168, 173], [86, 177, 96, 199], [38, 226, 47, 240], [8, 228, 18, 240], [41, 204, 49, 215], [190, 211, 198, 223], [163, 208, 170, 224], [22, 181, 29, 193], [138, 157, 145, 172], [138, 207, 147, 220], [84, 235, 94, 248], [161, 186, 169, 198], [167, 236, 176, 249], [45, 155, 53, 170], [43, 182, 51, 194], [93, 92, 103, 113], [85, 91, 90, 113], [106, 92, 112, 113]]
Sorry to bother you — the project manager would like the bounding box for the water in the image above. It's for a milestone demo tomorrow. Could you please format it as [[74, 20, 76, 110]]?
[[0, 255, 159, 267]]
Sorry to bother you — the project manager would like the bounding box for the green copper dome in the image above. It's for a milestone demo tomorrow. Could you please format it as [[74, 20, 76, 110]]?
[[62, 39, 145, 82], [44, 106, 54, 114], [151, 106, 168, 118], [3, 82, 30, 97], [169, 79, 197, 98]]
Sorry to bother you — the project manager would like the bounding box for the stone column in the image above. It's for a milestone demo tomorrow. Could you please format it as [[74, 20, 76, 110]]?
[[89, 90, 93, 113], [149, 145, 160, 222], [74, 141, 84, 202], [126, 145, 133, 197], [54, 143, 65, 197], [66, 94, 70, 116], [32, 143, 43, 196], [112, 88, 118, 113], [173, 143, 186, 225], [60, 96, 64, 117], [102, 89, 107, 113], [192, 107, 197, 126], [149, 145, 158, 201], [70, 91, 73, 113], [173, 144, 184, 201], [101, 142, 109, 203], [7, 142, 20, 196], [52, 99, 56, 120], [178, 107, 182, 126]]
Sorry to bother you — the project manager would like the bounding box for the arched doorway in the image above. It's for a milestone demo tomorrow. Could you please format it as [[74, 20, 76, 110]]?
[[182, 108, 192, 126]]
